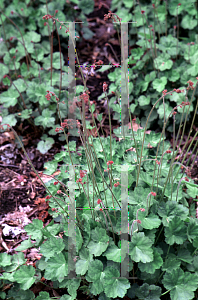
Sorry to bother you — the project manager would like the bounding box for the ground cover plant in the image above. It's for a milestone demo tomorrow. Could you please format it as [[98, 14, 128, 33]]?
[[0, 0, 198, 299]]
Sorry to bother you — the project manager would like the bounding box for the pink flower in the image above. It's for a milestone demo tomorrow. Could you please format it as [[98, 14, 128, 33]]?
[[151, 192, 156, 196], [97, 199, 102, 204]]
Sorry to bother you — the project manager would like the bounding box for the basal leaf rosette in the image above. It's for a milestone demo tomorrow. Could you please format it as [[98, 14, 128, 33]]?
[[162, 268, 198, 300]]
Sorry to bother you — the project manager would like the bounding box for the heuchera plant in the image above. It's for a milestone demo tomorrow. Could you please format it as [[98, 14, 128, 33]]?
[[0, 2, 198, 300]]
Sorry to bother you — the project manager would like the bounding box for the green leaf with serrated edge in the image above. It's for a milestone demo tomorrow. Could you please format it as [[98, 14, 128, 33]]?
[[186, 256, 198, 274], [43, 160, 58, 175], [158, 201, 189, 227], [0, 252, 11, 267], [24, 219, 43, 240], [129, 232, 153, 263], [164, 216, 187, 245], [103, 238, 128, 262], [76, 246, 94, 275], [37, 137, 54, 154], [3, 252, 26, 273], [7, 287, 35, 300], [138, 95, 150, 106], [129, 187, 154, 206], [13, 265, 35, 290], [87, 227, 109, 256], [44, 252, 68, 282], [136, 283, 162, 300], [181, 14, 197, 29], [0, 89, 18, 108], [162, 254, 181, 273], [177, 249, 193, 264], [42, 52, 64, 70], [34, 109, 55, 129], [187, 218, 198, 242], [100, 266, 130, 298], [40, 236, 65, 259], [152, 76, 167, 92], [138, 211, 161, 230], [15, 238, 34, 251], [35, 291, 52, 300], [154, 54, 173, 71], [65, 278, 81, 299], [138, 248, 163, 274], [162, 268, 198, 300]]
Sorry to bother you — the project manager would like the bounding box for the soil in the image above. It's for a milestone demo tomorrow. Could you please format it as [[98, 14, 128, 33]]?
[[0, 0, 198, 299]]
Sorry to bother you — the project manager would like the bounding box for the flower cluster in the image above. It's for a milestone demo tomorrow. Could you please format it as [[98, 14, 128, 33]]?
[[166, 150, 171, 154], [103, 82, 108, 92], [187, 80, 194, 90], [156, 160, 160, 165], [80, 170, 87, 178], [76, 176, 86, 185], [179, 101, 190, 108], [114, 182, 120, 187], [104, 10, 122, 23], [45, 91, 59, 101], [107, 160, 114, 166], [79, 91, 90, 104], [151, 192, 156, 196]]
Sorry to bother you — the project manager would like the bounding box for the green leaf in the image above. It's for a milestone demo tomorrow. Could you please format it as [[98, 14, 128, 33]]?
[[87, 227, 109, 256], [18, 109, 33, 120], [34, 109, 55, 129], [1, 114, 17, 127], [7, 287, 35, 300], [13, 265, 36, 290], [42, 52, 64, 70], [158, 201, 189, 226], [162, 268, 198, 300], [187, 218, 198, 242], [37, 137, 54, 154], [0, 89, 18, 108], [44, 252, 68, 282], [40, 236, 65, 259], [139, 211, 161, 230], [162, 254, 181, 273], [157, 103, 173, 119], [181, 15, 197, 30], [152, 77, 167, 92], [78, 0, 94, 14], [43, 160, 58, 175], [103, 239, 128, 263], [25, 219, 43, 240], [102, 266, 130, 298], [138, 95, 150, 106], [15, 238, 34, 251], [76, 246, 94, 275], [129, 232, 153, 263], [35, 291, 52, 300], [164, 216, 187, 245], [154, 54, 173, 71], [0, 63, 9, 82], [136, 283, 162, 300], [0, 252, 12, 267], [138, 248, 163, 274]]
